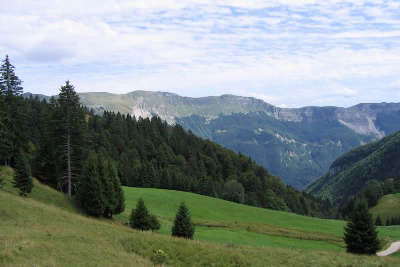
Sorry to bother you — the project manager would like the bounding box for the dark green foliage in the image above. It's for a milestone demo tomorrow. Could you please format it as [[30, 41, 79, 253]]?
[[148, 214, 161, 230], [57, 81, 86, 197], [344, 200, 380, 254], [129, 198, 159, 231], [76, 151, 104, 216], [13, 150, 33, 196], [108, 160, 125, 216], [375, 215, 382, 226], [172, 202, 195, 239], [222, 179, 245, 203], [385, 216, 400, 226], [0, 55, 23, 96], [360, 180, 383, 208], [308, 130, 400, 206], [0, 56, 27, 167]]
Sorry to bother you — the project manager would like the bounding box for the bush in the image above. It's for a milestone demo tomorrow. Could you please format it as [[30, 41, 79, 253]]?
[[148, 214, 161, 230], [129, 198, 160, 231]]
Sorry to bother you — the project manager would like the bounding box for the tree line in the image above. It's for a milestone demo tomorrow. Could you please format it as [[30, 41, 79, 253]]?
[[0, 55, 336, 218]]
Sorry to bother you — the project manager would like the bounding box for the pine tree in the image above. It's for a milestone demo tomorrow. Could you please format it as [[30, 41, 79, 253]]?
[[0, 55, 26, 167], [172, 202, 195, 239], [344, 200, 380, 254], [57, 81, 85, 197], [76, 151, 104, 216], [0, 55, 23, 96], [375, 215, 382, 226], [13, 150, 33, 196], [129, 198, 150, 230]]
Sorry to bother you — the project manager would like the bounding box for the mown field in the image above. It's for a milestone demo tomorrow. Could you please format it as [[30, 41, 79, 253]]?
[[370, 193, 400, 223], [1, 166, 400, 266]]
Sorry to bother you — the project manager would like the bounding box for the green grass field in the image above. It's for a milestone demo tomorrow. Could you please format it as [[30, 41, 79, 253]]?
[[2, 166, 400, 266], [371, 193, 400, 223], [120, 187, 400, 250]]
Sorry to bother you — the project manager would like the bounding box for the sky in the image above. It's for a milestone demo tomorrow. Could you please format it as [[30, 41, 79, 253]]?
[[1, 0, 400, 108]]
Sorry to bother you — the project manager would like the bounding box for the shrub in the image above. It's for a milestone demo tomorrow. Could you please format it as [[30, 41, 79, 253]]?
[[129, 198, 160, 231]]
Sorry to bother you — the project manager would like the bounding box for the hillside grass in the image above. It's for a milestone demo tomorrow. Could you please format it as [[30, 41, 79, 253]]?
[[2, 166, 400, 266], [120, 187, 400, 251], [370, 193, 400, 223]]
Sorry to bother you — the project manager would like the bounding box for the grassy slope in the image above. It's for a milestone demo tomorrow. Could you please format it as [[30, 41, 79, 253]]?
[[121, 187, 400, 250], [371, 193, 400, 222], [2, 167, 400, 266]]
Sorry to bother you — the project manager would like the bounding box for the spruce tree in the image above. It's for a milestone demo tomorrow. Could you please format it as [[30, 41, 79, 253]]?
[[13, 150, 33, 196], [0, 55, 26, 167], [172, 202, 195, 239], [0, 55, 23, 96], [130, 198, 150, 230], [344, 200, 380, 254], [57, 81, 85, 197], [108, 160, 125, 215], [76, 151, 104, 216]]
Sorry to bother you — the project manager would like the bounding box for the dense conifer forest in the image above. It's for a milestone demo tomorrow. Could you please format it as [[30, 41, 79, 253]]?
[[0, 55, 335, 218]]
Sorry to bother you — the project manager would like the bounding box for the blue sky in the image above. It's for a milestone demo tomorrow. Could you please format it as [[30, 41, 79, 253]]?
[[1, 0, 400, 107]]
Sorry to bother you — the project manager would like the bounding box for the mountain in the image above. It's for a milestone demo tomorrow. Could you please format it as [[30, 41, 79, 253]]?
[[77, 91, 400, 189], [306, 131, 400, 205], [76, 91, 400, 188]]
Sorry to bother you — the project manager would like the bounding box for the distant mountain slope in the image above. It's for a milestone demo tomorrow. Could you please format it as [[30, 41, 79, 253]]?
[[33, 91, 400, 188], [306, 131, 400, 205]]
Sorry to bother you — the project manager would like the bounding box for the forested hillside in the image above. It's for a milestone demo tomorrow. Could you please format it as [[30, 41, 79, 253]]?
[[0, 56, 334, 218], [78, 91, 400, 189], [307, 131, 400, 206]]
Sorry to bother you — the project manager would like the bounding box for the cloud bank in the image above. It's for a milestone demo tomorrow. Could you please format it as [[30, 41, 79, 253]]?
[[1, 0, 399, 107]]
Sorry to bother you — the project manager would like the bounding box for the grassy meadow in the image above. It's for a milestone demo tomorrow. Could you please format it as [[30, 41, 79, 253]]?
[[1, 166, 400, 266], [121, 186, 400, 250], [370, 193, 400, 223]]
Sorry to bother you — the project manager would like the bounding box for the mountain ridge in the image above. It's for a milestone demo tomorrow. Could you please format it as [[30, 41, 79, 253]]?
[[24, 91, 400, 188]]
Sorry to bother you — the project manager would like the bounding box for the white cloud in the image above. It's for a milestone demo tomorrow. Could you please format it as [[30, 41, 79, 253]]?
[[1, 0, 400, 107]]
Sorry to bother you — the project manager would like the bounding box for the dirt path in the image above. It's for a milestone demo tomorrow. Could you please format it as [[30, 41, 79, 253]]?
[[377, 241, 400, 256]]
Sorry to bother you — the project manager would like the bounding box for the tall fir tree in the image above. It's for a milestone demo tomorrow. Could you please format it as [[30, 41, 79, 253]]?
[[57, 81, 85, 197], [13, 150, 33, 196], [76, 151, 104, 216], [172, 202, 195, 239], [0, 55, 23, 96], [344, 200, 380, 254], [0, 55, 26, 167]]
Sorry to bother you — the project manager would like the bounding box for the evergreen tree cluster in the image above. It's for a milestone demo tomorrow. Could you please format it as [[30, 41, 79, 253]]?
[[384, 216, 400, 226], [341, 178, 400, 219], [0, 55, 336, 218], [77, 151, 125, 217], [0, 55, 33, 196]]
